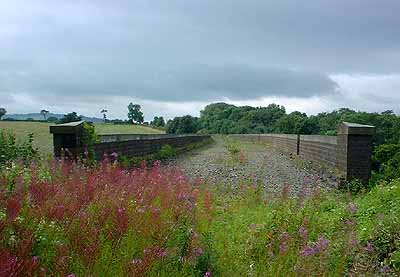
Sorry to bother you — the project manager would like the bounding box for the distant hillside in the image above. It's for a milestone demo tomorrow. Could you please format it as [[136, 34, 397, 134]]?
[[4, 113, 104, 123]]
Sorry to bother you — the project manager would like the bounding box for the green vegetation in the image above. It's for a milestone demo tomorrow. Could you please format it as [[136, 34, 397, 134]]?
[[166, 115, 200, 134], [59, 112, 82, 124], [0, 121, 165, 155], [0, 131, 38, 167], [197, 103, 400, 143], [119, 139, 213, 168], [0, 107, 7, 120], [151, 116, 166, 128], [0, 152, 399, 275], [0, 128, 399, 275], [165, 103, 400, 189], [128, 103, 144, 124]]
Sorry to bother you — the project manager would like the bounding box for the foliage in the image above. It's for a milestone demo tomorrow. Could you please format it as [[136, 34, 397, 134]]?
[[0, 160, 214, 276], [1, 158, 399, 275], [81, 123, 100, 160], [151, 116, 166, 127], [223, 141, 247, 165], [0, 130, 38, 167], [198, 103, 400, 145], [372, 143, 400, 183], [59, 112, 82, 124], [208, 178, 400, 275], [199, 103, 286, 134], [275, 111, 319, 134], [157, 144, 177, 159], [166, 115, 200, 134], [0, 107, 6, 120], [119, 139, 213, 168], [40, 110, 49, 121], [100, 109, 108, 122], [339, 179, 368, 194], [127, 103, 144, 124]]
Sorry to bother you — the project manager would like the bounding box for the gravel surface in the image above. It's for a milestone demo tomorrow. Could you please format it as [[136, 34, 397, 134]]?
[[171, 136, 338, 196]]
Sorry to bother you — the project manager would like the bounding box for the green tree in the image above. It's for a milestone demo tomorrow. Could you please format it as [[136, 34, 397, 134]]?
[[151, 116, 165, 127], [166, 115, 199, 134], [274, 111, 316, 134], [127, 103, 144, 124], [40, 109, 49, 121], [59, 112, 82, 124], [0, 108, 6, 120], [100, 109, 108, 123]]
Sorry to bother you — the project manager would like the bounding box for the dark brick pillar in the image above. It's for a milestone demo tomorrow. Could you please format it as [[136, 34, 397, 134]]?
[[49, 121, 85, 158], [336, 122, 375, 184]]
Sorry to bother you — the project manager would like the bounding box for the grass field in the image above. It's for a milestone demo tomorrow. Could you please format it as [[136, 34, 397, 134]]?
[[0, 121, 165, 155]]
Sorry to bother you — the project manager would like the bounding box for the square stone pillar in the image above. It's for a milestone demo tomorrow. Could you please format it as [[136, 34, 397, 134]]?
[[49, 121, 85, 158], [336, 122, 375, 184]]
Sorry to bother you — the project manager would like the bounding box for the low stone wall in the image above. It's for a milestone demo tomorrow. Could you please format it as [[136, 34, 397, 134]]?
[[230, 122, 375, 183], [299, 135, 337, 168], [92, 135, 211, 160], [230, 134, 298, 154], [50, 121, 212, 161]]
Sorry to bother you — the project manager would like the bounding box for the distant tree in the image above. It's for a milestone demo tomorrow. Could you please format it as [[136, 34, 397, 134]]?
[[60, 112, 82, 124], [166, 115, 200, 134], [151, 116, 165, 127], [127, 103, 144, 124], [100, 109, 108, 123], [40, 109, 49, 121], [0, 108, 6, 120]]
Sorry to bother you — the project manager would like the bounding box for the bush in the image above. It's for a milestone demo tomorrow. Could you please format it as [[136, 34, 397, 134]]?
[[373, 143, 400, 183], [157, 144, 177, 160], [0, 131, 38, 167]]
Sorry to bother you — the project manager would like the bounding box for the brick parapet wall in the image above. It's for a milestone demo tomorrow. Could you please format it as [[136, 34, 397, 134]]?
[[230, 122, 375, 183], [91, 135, 211, 160]]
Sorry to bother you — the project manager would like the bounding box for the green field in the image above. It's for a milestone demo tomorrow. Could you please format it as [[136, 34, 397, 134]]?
[[0, 121, 165, 155]]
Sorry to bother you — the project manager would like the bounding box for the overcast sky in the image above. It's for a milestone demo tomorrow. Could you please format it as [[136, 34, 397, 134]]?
[[1, 0, 400, 120]]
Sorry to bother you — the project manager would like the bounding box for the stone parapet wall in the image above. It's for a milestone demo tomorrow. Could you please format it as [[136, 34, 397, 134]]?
[[230, 122, 375, 183], [92, 135, 211, 160], [299, 135, 337, 168]]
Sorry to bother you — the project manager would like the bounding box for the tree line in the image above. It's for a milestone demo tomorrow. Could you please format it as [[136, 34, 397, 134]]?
[[166, 102, 400, 143]]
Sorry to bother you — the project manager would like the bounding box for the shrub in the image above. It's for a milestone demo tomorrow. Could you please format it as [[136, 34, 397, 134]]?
[[0, 131, 38, 167], [224, 142, 240, 156], [156, 144, 177, 160]]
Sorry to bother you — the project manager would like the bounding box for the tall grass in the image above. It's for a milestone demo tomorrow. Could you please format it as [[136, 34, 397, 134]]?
[[0, 160, 213, 276], [1, 159, 399, 276]]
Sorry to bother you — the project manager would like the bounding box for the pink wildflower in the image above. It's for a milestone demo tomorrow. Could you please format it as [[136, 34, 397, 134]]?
[[300, 245, 317, 257], [365, 241, 374, 252], [316, 236, 329, 252], [298, 226, 308, 241], [193, 247, 204, 257]]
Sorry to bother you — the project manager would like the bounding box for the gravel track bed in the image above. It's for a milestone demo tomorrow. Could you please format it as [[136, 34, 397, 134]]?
[[171, 136, 338, 196]]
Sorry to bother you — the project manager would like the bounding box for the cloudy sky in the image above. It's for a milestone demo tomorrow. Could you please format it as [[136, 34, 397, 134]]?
[[1, 0, 400, 120]]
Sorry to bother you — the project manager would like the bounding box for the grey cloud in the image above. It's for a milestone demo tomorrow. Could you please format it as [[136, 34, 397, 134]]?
[[0, 0, 400, 115], [0, 63, 337, 101]]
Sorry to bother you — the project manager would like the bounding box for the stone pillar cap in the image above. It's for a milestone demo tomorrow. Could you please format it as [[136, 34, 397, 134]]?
[[50, 120, 86, 134], [338, 122, 375, 135]]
